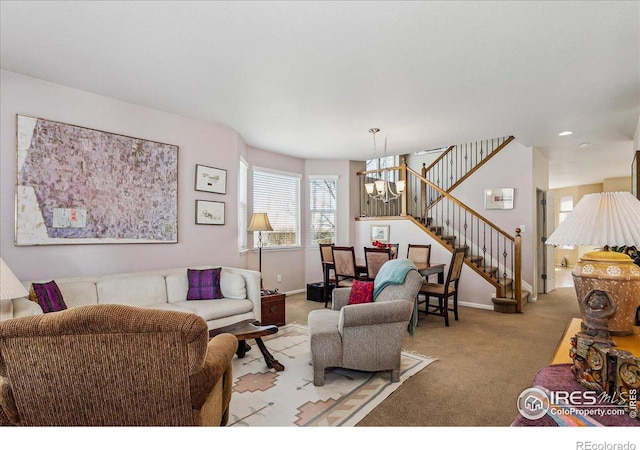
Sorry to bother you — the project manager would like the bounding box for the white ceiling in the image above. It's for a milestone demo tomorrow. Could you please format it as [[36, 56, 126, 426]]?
[[1, 1, 638, 189]]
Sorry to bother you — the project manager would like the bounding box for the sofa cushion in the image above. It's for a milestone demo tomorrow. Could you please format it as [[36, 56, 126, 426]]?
[[30, 281, 68, 313], [187, 268, 223, 300], [55, 281, 99, 308], [174, 299, 254, 321], [220, 271, 247, 299], [145, 302, 195, 314], [97, 274, 167, 307]]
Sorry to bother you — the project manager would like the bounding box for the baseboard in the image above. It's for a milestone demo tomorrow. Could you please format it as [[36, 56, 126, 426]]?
[[457, 301, 494, 311], [284, 288, 306, 296]]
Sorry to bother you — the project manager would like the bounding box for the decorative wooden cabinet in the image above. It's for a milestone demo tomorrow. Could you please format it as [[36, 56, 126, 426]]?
[[633, 151, 639, 200], [261, 292, 286, 326]]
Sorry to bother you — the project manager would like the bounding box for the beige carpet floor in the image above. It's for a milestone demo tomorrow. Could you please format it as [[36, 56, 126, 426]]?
[[285, 285, 581, 426]]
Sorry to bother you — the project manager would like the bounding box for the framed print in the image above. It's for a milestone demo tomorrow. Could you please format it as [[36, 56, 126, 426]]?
[[196, 200, 225, 225], [195, 164, 227, 194], [15, 114, 178, 245], [371, 225, 390, 243], [484, 188, 514, 210]]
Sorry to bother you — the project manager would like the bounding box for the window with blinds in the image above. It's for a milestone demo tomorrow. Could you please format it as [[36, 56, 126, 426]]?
[[309, 176, 337, 245], [252, 167, 301, 248], [238, 158, 248, 253]]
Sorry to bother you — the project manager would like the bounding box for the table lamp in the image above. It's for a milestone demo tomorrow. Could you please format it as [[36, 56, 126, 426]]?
[[1, 258, 29, 320], [545, 191, 640, 336], [248, 212, 273, 292]]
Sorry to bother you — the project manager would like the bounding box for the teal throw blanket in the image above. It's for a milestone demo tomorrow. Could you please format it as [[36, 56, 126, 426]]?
[[373, 259, 420, 336], [373, 258, 418, 299]]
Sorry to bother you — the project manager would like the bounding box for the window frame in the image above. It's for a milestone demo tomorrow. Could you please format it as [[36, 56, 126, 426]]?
[[308, 175, 338, 246], [252, 166, 302, 250]]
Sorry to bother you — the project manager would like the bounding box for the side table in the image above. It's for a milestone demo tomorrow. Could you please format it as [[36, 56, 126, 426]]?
[[261, 291, 286, 326]]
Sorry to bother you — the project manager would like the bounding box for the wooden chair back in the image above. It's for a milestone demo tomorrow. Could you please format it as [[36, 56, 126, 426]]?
[[332, 246, 357, 280], [319, 243, 334, 263], [407, 244, 431, 265], [364, 247, 392, 279]]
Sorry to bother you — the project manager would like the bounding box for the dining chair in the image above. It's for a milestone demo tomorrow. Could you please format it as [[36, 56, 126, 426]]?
[[417, 247, 465, 326], [319, 243, 336, 282], [407, 244, 431, 266], [331, 246, 359, 289], [389, 243, 400, 259], [363, 247, 392, 280]]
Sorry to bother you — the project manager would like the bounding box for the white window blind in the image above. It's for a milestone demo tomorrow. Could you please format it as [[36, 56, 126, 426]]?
[[238, 158, 248, 253], [253, 167, 301, 248], [309, 176, 337, 245]]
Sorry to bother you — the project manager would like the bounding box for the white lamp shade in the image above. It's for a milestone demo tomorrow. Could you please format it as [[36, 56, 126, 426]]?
[[374, 180, 386, 194], [365, 182, 375, 195], [247, 213, 273, 232], [395, 180, 406, 193], [545, 192, 640, 247], [1, 258, 28, 300]]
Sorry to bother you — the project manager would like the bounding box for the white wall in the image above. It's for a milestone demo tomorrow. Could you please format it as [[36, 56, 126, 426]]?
[[1, 70, 246, 280], [449, 140, 535, 288], [246, 146, 306, 293], [303, 159, 360, 285], [354, 219, 495, 309]]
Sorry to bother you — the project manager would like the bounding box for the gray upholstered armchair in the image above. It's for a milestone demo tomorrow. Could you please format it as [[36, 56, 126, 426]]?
[[307, 268, 423, 386]]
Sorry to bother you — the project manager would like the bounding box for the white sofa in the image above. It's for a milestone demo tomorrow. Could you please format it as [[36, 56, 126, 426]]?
[[1, 265, 262, 331]]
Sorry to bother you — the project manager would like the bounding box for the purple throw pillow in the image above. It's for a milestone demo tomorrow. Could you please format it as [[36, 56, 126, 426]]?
[[31, 281, 68, 313], [187, 268, 223, 300]]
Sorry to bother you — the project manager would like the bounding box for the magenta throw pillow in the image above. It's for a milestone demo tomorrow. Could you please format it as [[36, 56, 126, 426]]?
[[187, 268, 223, 300], [348, 279, 374, 305], [31, 281, 68, 313]]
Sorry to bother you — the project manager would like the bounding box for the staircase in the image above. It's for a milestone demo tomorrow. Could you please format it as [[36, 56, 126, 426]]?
[[357, 135, 528, 313], [421, 216, 530, 312]]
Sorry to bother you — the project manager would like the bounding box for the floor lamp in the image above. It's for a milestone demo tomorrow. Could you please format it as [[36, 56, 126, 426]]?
[[248, 212, 273, 293]]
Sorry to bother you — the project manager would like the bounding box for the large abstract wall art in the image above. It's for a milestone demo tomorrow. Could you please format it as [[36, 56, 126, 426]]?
[[15, 115, 179, 245]]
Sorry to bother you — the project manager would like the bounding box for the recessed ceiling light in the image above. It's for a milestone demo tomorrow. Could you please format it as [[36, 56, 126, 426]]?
[[558, 131, 573, 136], [579, 142, 592, 148]]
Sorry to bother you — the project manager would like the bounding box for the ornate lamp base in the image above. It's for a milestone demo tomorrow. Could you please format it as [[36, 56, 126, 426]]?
[[573, 251, 640, 337]]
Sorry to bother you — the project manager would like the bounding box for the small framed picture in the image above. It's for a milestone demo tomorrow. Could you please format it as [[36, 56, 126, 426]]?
[[195, 164, 227, 194], [484, 188, 514, 210], [371, 225, 390, 243], [195, 200, 225, 225]]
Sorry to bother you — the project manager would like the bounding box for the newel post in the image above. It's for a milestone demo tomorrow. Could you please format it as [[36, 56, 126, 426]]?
[[514, 227, 523, 313], [400, 157, 408, 217]]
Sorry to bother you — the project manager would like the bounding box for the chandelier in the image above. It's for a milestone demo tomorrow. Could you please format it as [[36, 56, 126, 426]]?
[[364, 128, 405, 203]]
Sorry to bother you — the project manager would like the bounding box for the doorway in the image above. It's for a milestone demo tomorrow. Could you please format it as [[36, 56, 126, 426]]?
[[536, 189, 556, 294]]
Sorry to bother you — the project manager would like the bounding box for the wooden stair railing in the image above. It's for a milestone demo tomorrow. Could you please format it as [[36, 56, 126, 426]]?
[[420, 136, 514, 210], [406, 167, 523, 311]]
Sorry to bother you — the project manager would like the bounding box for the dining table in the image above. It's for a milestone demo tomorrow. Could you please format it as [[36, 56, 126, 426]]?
[[322, 259, 445, 306]]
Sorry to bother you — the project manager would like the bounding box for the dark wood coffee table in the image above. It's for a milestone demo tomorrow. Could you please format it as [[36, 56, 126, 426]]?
[[209, 319, 284, 371]]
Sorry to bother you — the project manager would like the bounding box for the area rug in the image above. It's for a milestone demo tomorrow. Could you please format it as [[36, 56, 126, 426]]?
[[227, 323, 435, 427]]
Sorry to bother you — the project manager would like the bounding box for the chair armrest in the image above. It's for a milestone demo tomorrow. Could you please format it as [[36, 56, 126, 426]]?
[[331, 287, 351, 310], [338, 300, 413, 330], [189, 333, 238, 411]]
